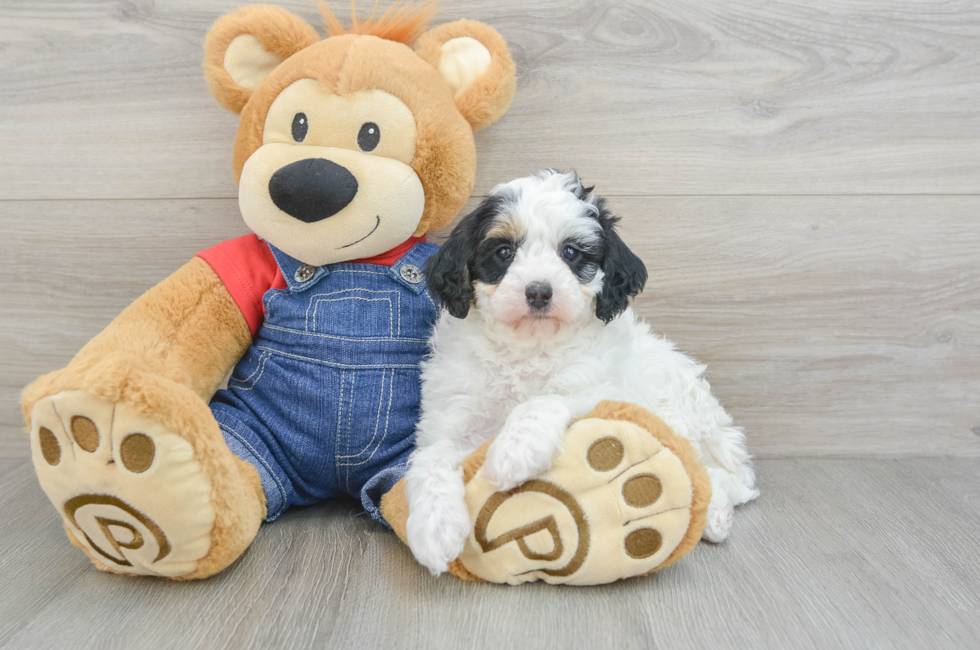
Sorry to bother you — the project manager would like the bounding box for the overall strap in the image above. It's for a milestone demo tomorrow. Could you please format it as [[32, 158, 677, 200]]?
[[266, 244, 330, 292], [384, 242, 440, 295]]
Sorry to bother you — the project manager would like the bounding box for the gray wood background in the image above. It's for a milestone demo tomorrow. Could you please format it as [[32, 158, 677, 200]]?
[[1, 1, 978, 648], [2, 0, 978, 460]]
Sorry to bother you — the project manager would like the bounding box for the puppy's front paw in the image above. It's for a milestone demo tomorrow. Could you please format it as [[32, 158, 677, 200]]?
[[702, 489, 734, 543], [406, 499, 471, 576], [482, 420, 560, 492]]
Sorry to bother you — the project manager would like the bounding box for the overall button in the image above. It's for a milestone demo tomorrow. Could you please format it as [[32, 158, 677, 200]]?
[[294, 264, 317, 283], [400, 264, 423, 284]]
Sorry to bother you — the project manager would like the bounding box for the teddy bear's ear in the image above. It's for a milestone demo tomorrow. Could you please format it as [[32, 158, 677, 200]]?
[[414, 19, 516, 131], [203, 6, 320, 114]]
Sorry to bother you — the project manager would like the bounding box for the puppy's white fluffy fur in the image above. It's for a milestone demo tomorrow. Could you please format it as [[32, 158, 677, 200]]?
[[405, 171, 759, 576]]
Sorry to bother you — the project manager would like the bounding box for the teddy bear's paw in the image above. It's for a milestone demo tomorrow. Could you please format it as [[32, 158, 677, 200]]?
[[30, 391, 216, 578], [455, 401, 711, 585], [406, 496, 472, 576]]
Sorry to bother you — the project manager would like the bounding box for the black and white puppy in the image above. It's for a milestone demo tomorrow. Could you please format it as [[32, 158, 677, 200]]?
[[405, 170, 759, 576]]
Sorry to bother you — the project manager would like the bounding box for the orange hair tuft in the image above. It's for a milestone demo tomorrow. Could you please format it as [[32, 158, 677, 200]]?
[[315, 0, 439, 45]]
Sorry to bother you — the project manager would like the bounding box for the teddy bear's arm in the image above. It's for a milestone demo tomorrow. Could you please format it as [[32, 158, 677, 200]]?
[[23, 257, 251, 418]]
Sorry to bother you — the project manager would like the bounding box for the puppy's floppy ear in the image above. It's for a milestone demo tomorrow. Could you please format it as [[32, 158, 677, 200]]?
[[413, 20, 516, 131], [203, 6, 320, 114], [424, 196, 500, 318], [595, 208, 647, 324]]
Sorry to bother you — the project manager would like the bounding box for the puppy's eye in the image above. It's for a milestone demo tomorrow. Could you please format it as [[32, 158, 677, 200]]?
[[358, 122, 381, 152], [292, 113, 309, 143], [561, 245, 579, 261], [496, 246, 513, 261]]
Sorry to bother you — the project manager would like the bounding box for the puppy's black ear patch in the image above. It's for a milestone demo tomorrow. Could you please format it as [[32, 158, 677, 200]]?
[[424, 231, 475, 319], [424, 196, 501, 319], [595, 203, 647, 323]]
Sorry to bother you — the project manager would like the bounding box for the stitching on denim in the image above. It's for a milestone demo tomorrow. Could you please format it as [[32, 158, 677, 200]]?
[[263, 283, 296, 323], [331, 269, 387, 276], [312, 296, 395, 337], [254, 346, 420, 369], [303, 288, 395, 331], [336, 368, 386, 462], [337, 372, 357, 491], [341, 368, 395, 469], [346, 371, 357, 484], [306, 287, 401, 297], [233, 350, 266, 383], [218, 422, 288, 513], [260, 325, 428, 344], [263, 291, 274, 314], [304, 289, 400, 334], [336, 370, 346, 464], [228, 350, 271, 391]]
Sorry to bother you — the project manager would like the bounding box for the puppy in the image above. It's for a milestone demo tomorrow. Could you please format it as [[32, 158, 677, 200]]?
[[405, 170, 759, 576]]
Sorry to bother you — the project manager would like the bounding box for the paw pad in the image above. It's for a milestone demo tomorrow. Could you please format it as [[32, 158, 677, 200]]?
[[70, 416, 99, 452], [586, 437, 623, 471], [624, 527, 662, 559], [622, 473, 662, 508], [119, 433, 155, 473], [39, 427, 61, 465], [458, 415, 698, 585], [30, 391, 216, 577]]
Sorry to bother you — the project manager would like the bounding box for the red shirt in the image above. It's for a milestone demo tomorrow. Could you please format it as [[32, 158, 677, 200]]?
[[198, 234, 426, 337]]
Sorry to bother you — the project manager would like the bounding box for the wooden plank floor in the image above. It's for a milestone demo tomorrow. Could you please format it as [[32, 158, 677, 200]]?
[[2, 456, 979, 650], [1, 0, 979, 648]]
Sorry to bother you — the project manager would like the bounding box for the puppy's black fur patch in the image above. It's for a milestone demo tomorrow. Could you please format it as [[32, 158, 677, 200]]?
[[559, 237, 603, 283], [590, 195, 647, 323], [424, 195, 506, 319], [556, 173, 647, 319], [473, 237, 518, 285]]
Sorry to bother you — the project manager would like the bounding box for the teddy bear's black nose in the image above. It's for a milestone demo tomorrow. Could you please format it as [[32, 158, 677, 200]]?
[[269, 158, 359, 223]]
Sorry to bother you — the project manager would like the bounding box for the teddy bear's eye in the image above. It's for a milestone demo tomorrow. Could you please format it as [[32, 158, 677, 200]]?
[[358, 122, 381, 152], [292, 113, 308, 143]]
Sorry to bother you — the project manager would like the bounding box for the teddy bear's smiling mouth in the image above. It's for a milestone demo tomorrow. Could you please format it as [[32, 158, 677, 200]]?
[[337, 215, 381, 249]]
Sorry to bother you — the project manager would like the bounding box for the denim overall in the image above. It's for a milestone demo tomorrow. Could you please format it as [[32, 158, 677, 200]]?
[[209, 242, 439, 523]]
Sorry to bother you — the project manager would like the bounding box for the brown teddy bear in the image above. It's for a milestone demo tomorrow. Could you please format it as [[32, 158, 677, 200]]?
[[22, 2, 709, 584]]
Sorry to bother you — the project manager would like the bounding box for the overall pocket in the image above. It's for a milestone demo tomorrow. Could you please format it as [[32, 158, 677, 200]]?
[[333, 366, 422, 493], [228, 348, 273, 391], [308, 287, 403, 338]]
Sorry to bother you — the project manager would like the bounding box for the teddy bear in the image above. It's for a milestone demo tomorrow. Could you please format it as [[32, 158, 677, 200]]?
[[22, 2, 711, 585]]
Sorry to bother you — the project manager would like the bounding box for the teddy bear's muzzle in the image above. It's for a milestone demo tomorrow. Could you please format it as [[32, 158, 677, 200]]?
[[268, 158, 360, 224]]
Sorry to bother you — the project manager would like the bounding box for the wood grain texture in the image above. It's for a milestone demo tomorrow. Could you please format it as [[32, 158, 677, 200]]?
[[2, 456, 979, 650], [4, 196, 979, 459], [0, 0, 978, 200]]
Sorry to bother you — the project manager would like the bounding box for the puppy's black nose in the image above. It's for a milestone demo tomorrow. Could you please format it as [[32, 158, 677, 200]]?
[[269, 158, 359, 223], [525, 282, 553, 310]]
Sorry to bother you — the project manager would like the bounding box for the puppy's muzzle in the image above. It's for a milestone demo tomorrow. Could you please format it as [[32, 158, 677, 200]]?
[[525, 282, 553, 312], [269, 158, 359, 223]]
